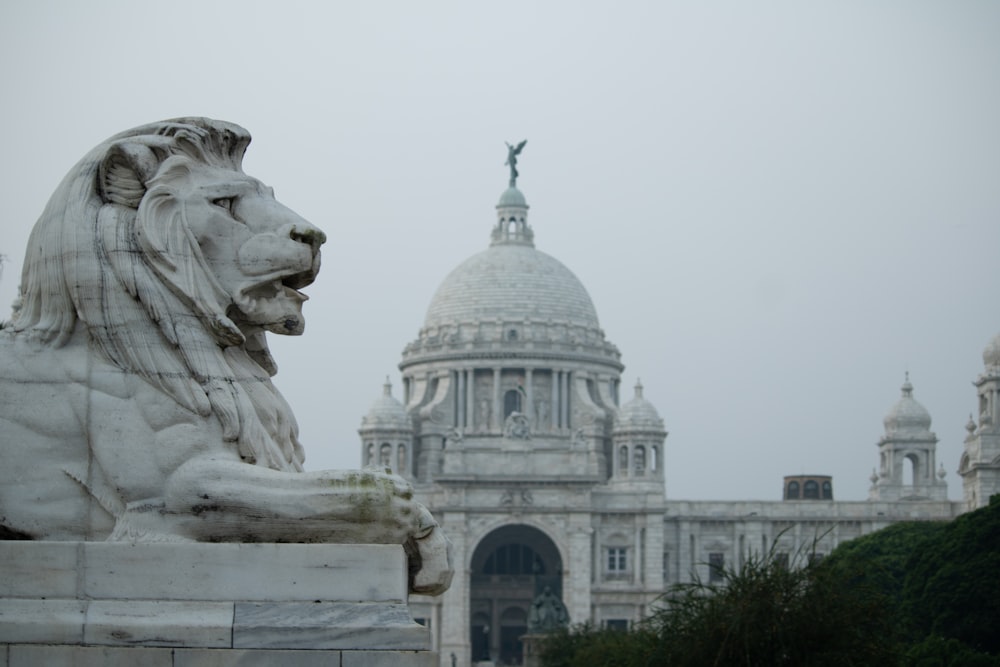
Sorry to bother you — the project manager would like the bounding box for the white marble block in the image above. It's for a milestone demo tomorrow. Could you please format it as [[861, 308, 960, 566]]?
[[0, 541, 435, 665]]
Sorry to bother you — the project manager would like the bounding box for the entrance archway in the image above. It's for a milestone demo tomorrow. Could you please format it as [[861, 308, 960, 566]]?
[[470, 524, 562, 665]]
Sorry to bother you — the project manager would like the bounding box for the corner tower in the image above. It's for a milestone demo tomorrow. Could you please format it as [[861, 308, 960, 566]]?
[[869, 374, 947, 501], [959, 332, 1000, 510]]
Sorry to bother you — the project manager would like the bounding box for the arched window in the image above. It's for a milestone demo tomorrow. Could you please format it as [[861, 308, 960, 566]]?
[[380, 443, 392, 469], [650, 446, 658, 472], [803, 480, 819, 499], [366, 443, 375, 466], [397, 444, 407, 473], [786, 481, 800, 499], [634, 446, 646, 476], [504, 389, 522, 418], [904, 453, 920, 486], [619, 446, 629, 476], [822, 481, 833, 499]]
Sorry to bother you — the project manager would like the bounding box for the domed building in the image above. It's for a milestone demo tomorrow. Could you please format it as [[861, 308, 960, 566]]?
[[360, 153, 974, 666]]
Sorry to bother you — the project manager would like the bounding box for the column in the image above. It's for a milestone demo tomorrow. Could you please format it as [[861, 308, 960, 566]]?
[[551, 370, 559, 431], [634, 525, 642, 584], [438, 512, 468, 666], [466, 369, 475, 432], [455, 370, 465, 430], [560, 371, 570, 430], [567, 524, 593, 626], [525, 368, 534, 424], [492, 367, 502, 431]]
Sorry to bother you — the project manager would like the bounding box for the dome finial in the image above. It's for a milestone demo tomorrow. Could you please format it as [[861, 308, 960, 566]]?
[[383, 375, 392, 397], [901, 372, 912, 397], [505, 139, 527, 188], [635, 378, 644, 399]]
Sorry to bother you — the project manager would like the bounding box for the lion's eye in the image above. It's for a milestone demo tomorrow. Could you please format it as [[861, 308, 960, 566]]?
[[213, 197, 235, 213]]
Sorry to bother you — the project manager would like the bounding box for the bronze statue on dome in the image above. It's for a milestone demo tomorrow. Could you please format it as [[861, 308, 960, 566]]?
[[505, 139, 527, 187]]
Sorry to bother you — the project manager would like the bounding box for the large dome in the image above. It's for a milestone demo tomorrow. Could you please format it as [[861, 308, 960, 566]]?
[[400, 183, 621, 371], [424, 244, 600, 330]]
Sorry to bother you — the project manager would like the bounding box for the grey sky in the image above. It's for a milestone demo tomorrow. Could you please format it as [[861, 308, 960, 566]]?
[[1, 1, 998, 501]]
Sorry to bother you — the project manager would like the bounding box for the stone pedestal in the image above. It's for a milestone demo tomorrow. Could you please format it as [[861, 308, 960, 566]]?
[[520, 634, 547, 667], [0, 541, 436, 666]]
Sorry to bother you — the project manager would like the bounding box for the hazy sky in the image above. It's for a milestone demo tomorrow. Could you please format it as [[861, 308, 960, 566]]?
[[2, 1, 998, 501]]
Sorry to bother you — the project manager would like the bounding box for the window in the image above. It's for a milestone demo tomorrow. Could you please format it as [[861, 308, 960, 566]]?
[[607, 547, 627, 573], [379, 443, 392, 468], [786, 481, 800, 499], [803, 480, 819, 499], [618, 446, 629, 475], [503, 389, 522, 418], [605, 619, 629, 632], [822, 481, 833, 499], [708, 552, 725, 583], [634, 446, 646, 476], [483, 543, 545, 575], [774, 552, 789, 569], [662, 552, 670, 582]]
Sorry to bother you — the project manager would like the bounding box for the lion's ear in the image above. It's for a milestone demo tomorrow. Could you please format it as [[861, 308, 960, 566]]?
[[99, 142, 161, 208]]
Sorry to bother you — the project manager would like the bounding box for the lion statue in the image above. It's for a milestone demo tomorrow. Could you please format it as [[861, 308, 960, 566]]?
[[0, 118, 451, 595]]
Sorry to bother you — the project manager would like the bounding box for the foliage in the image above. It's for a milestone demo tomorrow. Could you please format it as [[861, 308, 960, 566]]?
[[539, 546, 895, 667], [538, 499, 1000, 667], [538, 622, 659, 667], [822, 497, 1000, 656], [902, 635, 1000, 667], [645, 547, 895, 667]]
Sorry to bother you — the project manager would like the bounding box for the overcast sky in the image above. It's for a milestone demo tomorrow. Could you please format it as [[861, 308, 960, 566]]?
[[2, 1, 998, 501]]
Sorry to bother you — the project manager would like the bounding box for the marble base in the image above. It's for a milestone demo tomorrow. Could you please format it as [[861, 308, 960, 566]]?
[[0, 541, 435, 666]]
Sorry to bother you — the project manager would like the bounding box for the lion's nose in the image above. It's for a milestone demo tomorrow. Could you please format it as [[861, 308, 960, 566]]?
[[286, 223, 326, 249]]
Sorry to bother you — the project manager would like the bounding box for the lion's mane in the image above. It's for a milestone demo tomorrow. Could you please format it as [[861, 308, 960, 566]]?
[[10, 118, 304, 472]]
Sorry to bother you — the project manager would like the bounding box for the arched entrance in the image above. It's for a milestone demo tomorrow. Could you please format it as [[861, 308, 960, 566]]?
[[470, 524, 562, 665]]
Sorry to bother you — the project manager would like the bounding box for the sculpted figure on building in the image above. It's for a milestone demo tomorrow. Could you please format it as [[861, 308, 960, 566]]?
[[0, 118, 451, 595]]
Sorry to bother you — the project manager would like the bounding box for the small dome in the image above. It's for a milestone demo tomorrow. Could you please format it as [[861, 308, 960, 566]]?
[[882, 374, 932, 435], [615, 381, 665, 433], [497, 186, 527, 208], [983, 332, 1000, 370], [360, 379, 412, 431]]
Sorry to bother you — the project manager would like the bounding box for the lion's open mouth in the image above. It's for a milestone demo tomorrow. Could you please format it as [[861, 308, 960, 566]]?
[[240, 273, 311, 306]]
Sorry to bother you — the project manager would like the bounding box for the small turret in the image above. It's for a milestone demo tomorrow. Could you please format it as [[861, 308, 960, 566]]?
[[611, 381, 667, 486], [869, 374, 946, 501], [358, 378, 414, 478]]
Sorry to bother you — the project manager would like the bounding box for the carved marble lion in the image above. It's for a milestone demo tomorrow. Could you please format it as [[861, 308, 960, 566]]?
[[0, 118, 451, 595]]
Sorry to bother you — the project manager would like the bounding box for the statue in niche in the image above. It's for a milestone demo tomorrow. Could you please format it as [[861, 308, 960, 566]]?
[[535, 399, 550, 431], [505, 139, 527, 187], [527, 586, 569, 633], [0, 118, 451, 595], [504, 411, 532, 440], [478, 398, 491, 432]]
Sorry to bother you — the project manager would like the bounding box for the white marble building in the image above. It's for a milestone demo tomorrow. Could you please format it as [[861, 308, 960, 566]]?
[[358, 177, 995, 666]]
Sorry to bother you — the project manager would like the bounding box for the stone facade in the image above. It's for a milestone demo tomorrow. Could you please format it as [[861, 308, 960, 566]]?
[[359, 179, 991, 667]]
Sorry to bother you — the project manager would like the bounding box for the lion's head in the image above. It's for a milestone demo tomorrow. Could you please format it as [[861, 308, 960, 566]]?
[[11, 118, 326, 471]]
